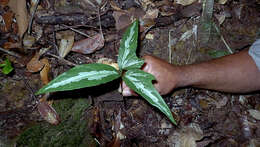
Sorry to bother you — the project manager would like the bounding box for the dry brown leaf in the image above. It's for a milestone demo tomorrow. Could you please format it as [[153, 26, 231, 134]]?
[[72, 33, 104, 54], [112, 11, 132, 31], [199, 99, 209, 109], [58, 35, 74, 58], [214, 13, 226, 25], [23, 34, 36, 48], [113, 8, 156, 32], [218, 0, 227, 4], [167, 123, 203, 147], [2, 11, 14, 32], [139, 0, 155, 10], [40, 58, 50, 85], [145, 33, 154, 40], [109, 0, 124, 11], [144, 8, 159, 19], [175, 0, 197, 6], [248, 109, 260, 120], [0, 0, 9, 6], [108, 110, 122, 147], [180, 3, 201, 17], [26, 52, 44, 72], [37, 101, 60, 125], [214, 96, 228, 108], [3, 42, 21, 49], [8, 0, 29, 38], [97, 58, 119, 70]]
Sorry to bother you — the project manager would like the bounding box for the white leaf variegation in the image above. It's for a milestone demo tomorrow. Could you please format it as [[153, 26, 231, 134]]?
[[123, 69, 176, 125], [118, 20, 144, 71], [36, 64, 120, 94]]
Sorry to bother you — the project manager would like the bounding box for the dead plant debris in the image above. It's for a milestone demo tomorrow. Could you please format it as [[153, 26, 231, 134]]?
[[0, 0, 260, 146]]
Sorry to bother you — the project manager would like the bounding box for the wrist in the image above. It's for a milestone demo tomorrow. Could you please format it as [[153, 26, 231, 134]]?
[[174, 65, 195, 88]]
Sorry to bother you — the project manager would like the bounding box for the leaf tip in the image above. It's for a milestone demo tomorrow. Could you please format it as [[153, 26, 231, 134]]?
[[35, 91, 42, 95], [170, 117, 177, 125], [35, 88, 46, 95]]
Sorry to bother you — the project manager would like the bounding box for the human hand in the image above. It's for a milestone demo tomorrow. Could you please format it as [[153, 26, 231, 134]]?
[[122, 55, 180, 96]]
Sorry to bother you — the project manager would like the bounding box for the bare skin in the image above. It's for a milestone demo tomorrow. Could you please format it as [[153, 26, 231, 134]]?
[[122, 49, 260, 96]]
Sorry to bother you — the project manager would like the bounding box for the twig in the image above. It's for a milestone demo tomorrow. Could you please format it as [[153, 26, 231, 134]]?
[[61, 24, 95, 39], [46, 53, 77, 66], [0, 47, 21, 58], [62, 8, 104, 45], [97, 8, 104, 37], [168, 29, 174, 64], [28, 0, 40, 34], [52, 26, 59, 54], [22, 77, 38, 101], [56, 24, 97, 31], [213, 23, 233, 54]]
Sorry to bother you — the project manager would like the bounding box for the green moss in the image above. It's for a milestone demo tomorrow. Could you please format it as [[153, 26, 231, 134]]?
[[16, 125, 46, 147], [16, 98, 96, 147]]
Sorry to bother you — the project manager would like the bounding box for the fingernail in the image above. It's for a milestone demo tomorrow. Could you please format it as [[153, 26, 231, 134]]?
[[118, 86, 122, 93], [122, 89, 131, 96]]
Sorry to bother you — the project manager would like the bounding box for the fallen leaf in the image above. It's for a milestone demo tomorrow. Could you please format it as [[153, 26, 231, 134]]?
[[37, 101, 60, 125], [214, 13, 226, 25], [3, 42, 21, 49], [26, 52, 44, 72], [113, 8, 156, 33], [97, 58, 119, 70], [112, 11, 132, 31], [8, 0, 29, 38], [208, 50, 230, 59], [39, 46, 51, 56], [0, 0, 9, 6], [72, 33, 104, 54], [180, 3, 201, 17], [108, 110, 123, 147], [0, 58, 13, 74], [199, 99, 209, 109], [58, 35, 74, 58], [139, 0, 155, 10], [175, 0, 197, 6], [167, 123, 203, 147], [144, 8, 159, 19], [23, 34, 36, 48], [145, 33, 154, 40], [218, 0, 227, 4], [40, 58, 50, 85], [248, 109, 260, 120], [2, 11, 14, 32], [179, 25, 197, 41], [139, 18, 155, 32], [109, 0, 124, 11], [82, 0, 102, 7], [214, 96, 228, 108], [249, 139, 260, 147], [34, 25, 43, 40]]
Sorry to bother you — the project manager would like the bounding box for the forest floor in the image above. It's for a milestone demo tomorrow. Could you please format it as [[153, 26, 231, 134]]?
[[1, 0, 260, 146]]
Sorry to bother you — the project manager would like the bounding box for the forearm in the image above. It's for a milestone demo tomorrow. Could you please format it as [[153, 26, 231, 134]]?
[[176, 50, 260, 93]]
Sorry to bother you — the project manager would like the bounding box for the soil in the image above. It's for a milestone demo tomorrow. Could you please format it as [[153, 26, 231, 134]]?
[[1, 0, 260, 146]]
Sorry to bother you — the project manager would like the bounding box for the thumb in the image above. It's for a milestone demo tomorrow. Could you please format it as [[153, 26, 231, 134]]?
[[121, 82, 137, 96]]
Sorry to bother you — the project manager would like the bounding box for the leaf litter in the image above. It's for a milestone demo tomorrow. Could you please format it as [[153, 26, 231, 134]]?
[[0, 0, 260, 146]]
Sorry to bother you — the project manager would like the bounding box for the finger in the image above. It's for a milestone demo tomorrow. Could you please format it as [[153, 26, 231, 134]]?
[[142, 55, 151, 72], [122, 86, 133, 96], [122, 82, 137, 96]]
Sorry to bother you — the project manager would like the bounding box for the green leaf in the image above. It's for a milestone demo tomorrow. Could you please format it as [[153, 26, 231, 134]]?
[[118, 20, 144, 71], [36, 63, 120, 95], [1, 59, 13, 74], [123, 69, 177, 125], [208, 50, 230, 59], [0, 64, 5, 67]]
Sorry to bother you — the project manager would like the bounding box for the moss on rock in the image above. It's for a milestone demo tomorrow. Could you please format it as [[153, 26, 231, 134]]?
[[16, 98, 96, 147]]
